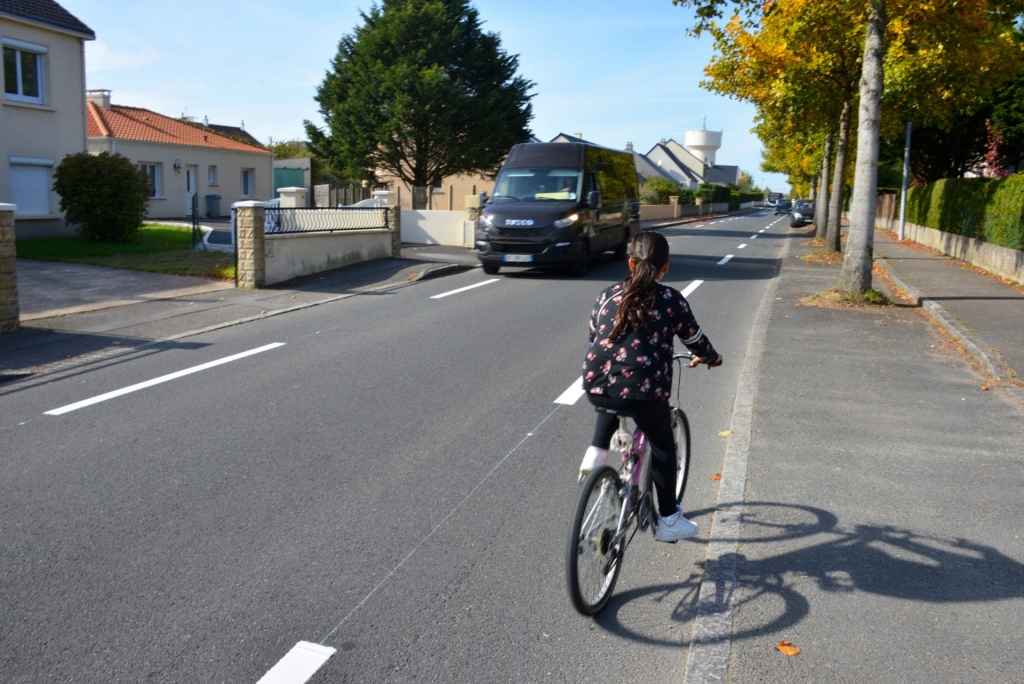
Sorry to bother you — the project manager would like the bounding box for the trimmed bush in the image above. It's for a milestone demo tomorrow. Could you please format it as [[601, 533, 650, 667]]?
[[729, 191, 764, 211], [53, 152, 151, 242], [642, 176, 683, 204], [640, 184, 661, 205], [904, 176, 1023, 250], [697, 183, 731, 205]]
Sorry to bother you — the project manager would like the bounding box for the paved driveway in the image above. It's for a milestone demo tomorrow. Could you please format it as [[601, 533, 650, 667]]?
[[16, 259, 233, 321]]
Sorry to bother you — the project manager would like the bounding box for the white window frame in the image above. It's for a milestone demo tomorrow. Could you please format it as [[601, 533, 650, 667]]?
[[241, 168, 254, 198], [139, 162, 162, 198], [2, 38, 47, 105], [208, 165, 218, 185]]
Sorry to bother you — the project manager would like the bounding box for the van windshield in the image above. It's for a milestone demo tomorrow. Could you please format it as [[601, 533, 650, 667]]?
[[492, 169, 582, 201]]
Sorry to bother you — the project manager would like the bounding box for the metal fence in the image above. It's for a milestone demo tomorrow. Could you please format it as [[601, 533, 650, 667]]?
[[264, 207, 391, 235]]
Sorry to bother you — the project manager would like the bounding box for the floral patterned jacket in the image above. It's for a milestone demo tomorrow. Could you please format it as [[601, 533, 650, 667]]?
[[582, 282, 717, 400]]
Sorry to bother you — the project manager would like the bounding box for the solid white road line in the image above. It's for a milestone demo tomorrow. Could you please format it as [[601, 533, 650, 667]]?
[[44, 343, 286, 416], [430, 279, 499, 299], [554, 377, 585, 405], [256, 641, 336, 684], [738, 244, 748, 249], [681, 279, 704, 298], [717, 255, 734, 265]]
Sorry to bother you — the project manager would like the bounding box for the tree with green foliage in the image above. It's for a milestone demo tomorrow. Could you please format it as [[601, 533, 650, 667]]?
[[52, 152, 150, 243], [641, 176, 683, 204], [305, 0, 534, 209]]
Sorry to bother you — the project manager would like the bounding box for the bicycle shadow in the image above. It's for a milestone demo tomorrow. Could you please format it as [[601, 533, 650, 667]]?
[[591, 502, 1024, 647]]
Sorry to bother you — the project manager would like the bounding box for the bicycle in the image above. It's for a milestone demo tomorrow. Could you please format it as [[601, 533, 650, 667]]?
[[565, 351, 697, 616]]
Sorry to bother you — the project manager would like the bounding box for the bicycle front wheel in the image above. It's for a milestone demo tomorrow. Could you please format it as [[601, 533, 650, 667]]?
[[672, 408, 691, 504], [566, 466, 626, 616]]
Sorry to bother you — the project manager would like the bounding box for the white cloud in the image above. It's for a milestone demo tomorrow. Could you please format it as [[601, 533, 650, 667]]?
[[85, 41, 163, 74]]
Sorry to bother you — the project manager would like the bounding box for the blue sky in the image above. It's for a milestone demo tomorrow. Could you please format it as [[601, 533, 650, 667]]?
[[63, 0, 790, 192]]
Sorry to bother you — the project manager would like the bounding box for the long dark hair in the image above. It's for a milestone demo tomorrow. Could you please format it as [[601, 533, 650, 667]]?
[[609, 231, 669, 340]]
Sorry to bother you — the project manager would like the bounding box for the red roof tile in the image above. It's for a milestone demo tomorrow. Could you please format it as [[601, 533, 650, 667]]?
[[87, 101, 271, 154]]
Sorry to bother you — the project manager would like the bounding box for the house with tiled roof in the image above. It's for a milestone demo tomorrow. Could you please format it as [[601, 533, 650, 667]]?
[[1, 0, 94, 237], [646, 138, 739, 188], [86, 90, 273, 219]]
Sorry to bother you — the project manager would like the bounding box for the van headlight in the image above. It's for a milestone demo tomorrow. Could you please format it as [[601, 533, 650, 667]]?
[[553, 213, 579, 229], [479, 215, 493, 229]]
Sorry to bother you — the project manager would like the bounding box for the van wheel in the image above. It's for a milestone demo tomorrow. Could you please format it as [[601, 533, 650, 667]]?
[[569, 241, 590, 277], [482, 263, 500, 275]]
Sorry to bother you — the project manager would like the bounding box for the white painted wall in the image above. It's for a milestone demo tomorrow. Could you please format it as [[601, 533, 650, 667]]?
[[401, 209, 473, 247], [263, 229, 393, 285]]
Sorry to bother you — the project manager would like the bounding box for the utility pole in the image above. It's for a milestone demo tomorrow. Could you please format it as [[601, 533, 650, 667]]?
[[898, 121, 912, 241]]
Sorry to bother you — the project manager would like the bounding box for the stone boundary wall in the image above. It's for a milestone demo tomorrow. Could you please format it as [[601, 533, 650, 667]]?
[[234, 201, 399, 288], [876, 217, 1024, 286], [401, 209, 473, 247]]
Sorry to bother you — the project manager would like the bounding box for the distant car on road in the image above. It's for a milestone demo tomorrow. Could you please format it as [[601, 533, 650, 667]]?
[[774, 199, 792, 215], [791, 200, 815, 227]]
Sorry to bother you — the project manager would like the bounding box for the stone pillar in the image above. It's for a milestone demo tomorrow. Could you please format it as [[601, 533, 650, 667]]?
[[669, 195, 680, 219], [0, 204, 19, 332], [388, 206, 402, 257], [234, 201, 266, 289], [465, 194, 482, 222], [277, 187, 307, 208]]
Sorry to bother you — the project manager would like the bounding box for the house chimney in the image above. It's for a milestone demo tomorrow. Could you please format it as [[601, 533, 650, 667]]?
[[574, 132, 582, 139], [204, 115, 209, 126], [241, 120, 246, 130], [625, 142, 633, 151], [86, 89, 111, 110]]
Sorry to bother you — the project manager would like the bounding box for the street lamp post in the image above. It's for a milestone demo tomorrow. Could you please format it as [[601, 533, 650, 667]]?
[[898, 121, 912, 241]]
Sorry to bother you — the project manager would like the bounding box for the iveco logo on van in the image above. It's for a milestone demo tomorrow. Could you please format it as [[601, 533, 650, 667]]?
[[505, 219, 534, 226]]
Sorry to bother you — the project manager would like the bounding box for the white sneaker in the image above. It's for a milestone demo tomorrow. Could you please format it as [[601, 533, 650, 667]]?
[[578, 446, 608, 483], [655, 507, 699, 543]]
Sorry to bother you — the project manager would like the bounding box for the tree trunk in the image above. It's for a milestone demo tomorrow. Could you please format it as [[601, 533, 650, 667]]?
[[412, 186, 429, 210], [815, 130, 833, 239], [827, 102, 852, 252], [838, 0, 887, 293]]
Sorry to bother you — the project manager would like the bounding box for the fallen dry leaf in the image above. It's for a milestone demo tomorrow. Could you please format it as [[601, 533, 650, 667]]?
[[981, 385, 989, 391], [777, 640, 801, 657], [188, 302, 195, 306], [718, 430, 732, 437], [260, 310, 267, 314], [982, 464, 991, 467], [795, 303, 801, 307], [709, 474, 722, 481]]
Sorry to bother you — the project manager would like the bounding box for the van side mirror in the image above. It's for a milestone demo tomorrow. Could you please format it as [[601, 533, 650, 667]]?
[[587, 191, 601, 210]]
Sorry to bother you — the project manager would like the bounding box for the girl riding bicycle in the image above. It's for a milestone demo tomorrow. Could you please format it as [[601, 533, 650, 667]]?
[[579, 231, 722, 542]]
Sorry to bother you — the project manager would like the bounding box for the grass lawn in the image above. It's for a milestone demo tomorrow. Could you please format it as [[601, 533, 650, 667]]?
[[16, 224, 234, 280]]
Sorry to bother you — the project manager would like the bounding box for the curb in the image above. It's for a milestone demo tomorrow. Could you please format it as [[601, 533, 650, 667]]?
[[875, 258, 1016, 382], [413, 263, 471, 280], [643, 207, 764, 232]]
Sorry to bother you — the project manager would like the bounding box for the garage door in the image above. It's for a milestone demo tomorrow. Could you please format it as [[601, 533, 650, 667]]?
[[10, 164, 51, 215]]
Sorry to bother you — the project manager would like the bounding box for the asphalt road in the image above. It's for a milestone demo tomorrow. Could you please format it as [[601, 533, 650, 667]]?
[[0, 210, 796, 682]]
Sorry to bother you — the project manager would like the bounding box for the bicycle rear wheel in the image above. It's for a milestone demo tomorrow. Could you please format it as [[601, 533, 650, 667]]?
[[672, 408, 691, 504], [566, 466, 626, 616]]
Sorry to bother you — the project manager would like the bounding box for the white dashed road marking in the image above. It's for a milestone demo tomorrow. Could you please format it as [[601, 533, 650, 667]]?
[[430, 279, 499, 299], [717, 255, 734, 265], [256, 641, 336, 684], [554, 377, 586, 405], [738, 244, 748, 249], [44, 343, 286, 416]]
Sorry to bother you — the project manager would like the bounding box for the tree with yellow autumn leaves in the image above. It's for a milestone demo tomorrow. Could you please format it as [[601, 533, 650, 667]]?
[[673, 0, 1023, 293]]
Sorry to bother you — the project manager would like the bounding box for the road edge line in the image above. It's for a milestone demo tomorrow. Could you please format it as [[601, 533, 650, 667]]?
[[681, 224, 789, 683]]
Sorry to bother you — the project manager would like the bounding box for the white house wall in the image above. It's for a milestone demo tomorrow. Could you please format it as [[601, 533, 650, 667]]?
[[87, 138, 273, 219], [0, 15, 89, 238]]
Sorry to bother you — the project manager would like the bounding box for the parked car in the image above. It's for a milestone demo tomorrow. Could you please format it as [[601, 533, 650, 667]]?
[[475, 142, 639, 276], [791, 200, 815, 227], [774, 199, 792, 215]]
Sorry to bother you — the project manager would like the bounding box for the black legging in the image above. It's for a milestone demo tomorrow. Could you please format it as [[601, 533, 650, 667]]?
[[588, 395, 678, 517]]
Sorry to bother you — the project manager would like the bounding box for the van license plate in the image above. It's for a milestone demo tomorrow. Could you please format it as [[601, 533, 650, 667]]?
[[504, 254, 533, 263]]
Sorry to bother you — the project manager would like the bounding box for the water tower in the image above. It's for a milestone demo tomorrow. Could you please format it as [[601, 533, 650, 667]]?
[[684, 121, 722, 167]]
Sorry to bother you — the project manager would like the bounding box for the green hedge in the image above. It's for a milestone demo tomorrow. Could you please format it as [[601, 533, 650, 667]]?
[[729, 191, 764, 211], [904, 175, 1024, 250], [698, 183, 731, 205]]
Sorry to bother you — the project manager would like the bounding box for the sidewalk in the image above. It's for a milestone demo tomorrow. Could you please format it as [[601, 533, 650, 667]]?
[[873, 228, 1024, 382], [0, 254, 468, 376], [720, 229, 1024, 682]]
